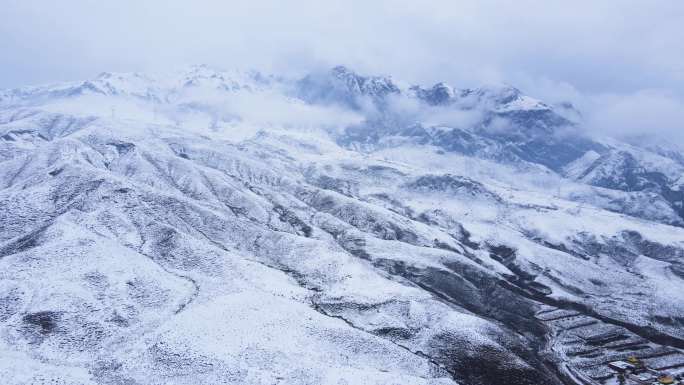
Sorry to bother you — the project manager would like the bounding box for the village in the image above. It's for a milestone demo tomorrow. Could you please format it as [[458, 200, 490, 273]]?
[[607, 356, 682, 385], [535, 305, 684, 385]]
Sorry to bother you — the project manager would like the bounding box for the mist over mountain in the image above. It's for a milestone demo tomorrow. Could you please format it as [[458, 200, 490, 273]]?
[[1, 64, 683, 385]]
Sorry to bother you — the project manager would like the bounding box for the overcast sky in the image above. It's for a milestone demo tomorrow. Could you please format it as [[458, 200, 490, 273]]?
[[1, 0, 683, 143]]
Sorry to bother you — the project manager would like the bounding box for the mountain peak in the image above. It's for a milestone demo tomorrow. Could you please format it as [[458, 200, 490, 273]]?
[[329, 66, 400, 98], [410, 82, 456, 105]]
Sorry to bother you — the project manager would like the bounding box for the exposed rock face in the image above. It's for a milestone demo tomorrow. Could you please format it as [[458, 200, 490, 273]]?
[[1, 66, 683, 385]]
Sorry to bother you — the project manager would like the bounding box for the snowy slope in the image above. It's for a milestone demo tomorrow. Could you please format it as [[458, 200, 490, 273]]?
[[1, 66, 683, 385]]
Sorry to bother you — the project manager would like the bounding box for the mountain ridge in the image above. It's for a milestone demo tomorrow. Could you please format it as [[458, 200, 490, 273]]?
[[1, 65, 683, 385]]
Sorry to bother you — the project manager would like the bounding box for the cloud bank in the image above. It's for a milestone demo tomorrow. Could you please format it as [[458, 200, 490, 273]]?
[[1, 0, 682, 144]]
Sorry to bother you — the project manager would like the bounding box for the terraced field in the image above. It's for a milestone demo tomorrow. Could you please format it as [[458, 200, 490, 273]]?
[[539, 306, 684, 384]]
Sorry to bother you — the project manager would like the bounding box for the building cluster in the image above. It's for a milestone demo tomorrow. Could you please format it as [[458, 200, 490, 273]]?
[[608, 357, 681, 385]]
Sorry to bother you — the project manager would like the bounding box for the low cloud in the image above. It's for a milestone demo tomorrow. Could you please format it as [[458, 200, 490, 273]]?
[[164, 87, 364, 134], [380, 94, 484, 129], [583, 90, 684, 147]]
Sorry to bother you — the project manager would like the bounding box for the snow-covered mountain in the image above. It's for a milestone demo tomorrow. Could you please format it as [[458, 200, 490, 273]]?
[[1, 65, 683, 385]]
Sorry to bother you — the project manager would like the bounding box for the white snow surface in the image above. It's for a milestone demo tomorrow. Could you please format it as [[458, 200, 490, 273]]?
[[1, 66, 683, 385]]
